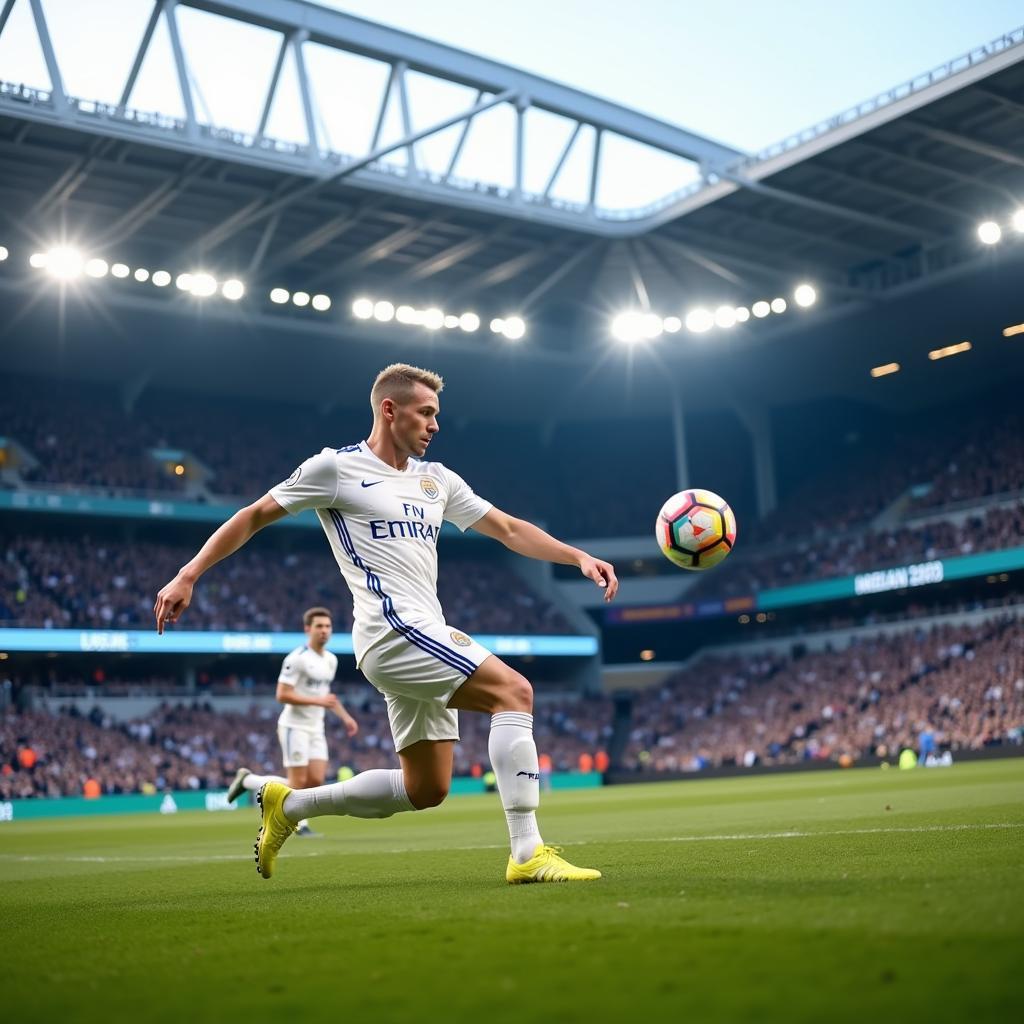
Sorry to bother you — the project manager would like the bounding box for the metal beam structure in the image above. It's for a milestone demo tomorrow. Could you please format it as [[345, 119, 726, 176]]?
[[904, 120, 1024, 170]]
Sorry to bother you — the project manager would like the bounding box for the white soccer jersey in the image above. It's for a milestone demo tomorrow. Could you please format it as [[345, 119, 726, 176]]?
[[269, 443, 493, 664], [277, 644, 338, 731]]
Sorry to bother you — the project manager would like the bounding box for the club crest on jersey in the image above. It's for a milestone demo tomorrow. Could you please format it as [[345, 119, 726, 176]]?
[[450, 630, 472, 648], [285, 466, 302, 486], [420, 478, 440, 499]]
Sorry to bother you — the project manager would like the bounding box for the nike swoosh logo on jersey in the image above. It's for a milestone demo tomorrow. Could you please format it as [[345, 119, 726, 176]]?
[[361, 479, 382, 488]]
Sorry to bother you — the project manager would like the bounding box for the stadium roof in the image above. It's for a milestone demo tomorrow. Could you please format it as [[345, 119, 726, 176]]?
[[2, 2, 1024, 420]]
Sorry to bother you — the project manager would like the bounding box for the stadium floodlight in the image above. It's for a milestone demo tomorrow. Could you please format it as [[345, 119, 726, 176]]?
[[151, 270, 171, 287], [221, 278, 245, 301], [459, 312, 480, 332], [134, 267, 150, 282], [714, 305, 737, 329], [977, 221, 1001, 245], [751, 300, 770, 318], [46, 246, 83, 279], [175, 272, 193, 291], [1012, 210, 1024, 233], [374, 300, 395, 322], [30, 252, 47, 269], [794, 283, 817, 307], [84, 258, 108, 278], [870, 362, 900, 378], [770, 297, 788, 314], [611, 312, 644, 343], [641, 313, 663, 340], [110, 263, 130, 279], [502, 316, 526, 341], [396, 304, 417, 324], [190, 273, 217, 298], [311, 293, 331, 312], [423, 307, 444, 330], [292, 291, 310, 308], [684, 307, 713, 333], [271, 287, 291, 305], [0, 245, 8, 261], [734, 307, 750, 323], [443, 314, 460, 329], [662, 315, 682, 334], [352, 296, 373, 318], [928, 340, 972, 361], [490, 317, 505, 333]]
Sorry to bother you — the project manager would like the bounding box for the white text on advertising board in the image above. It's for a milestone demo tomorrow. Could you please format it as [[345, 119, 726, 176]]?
[[854, 560, 944, 596]]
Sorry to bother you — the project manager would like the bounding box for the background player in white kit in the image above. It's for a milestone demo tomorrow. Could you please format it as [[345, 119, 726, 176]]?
[[154, 363, 619, 884], [225, 607, 359, 836]]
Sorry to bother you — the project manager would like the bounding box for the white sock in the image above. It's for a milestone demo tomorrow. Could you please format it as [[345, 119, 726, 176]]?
[[242, 772, 287, 791], [282, 769, 414, 822], [489, 711, 544, 863]]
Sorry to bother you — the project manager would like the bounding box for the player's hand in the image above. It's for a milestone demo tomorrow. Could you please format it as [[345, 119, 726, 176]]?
[[578, 554, 618, 602], [341, 713, 359, 738], [154, 574, 194, 634]]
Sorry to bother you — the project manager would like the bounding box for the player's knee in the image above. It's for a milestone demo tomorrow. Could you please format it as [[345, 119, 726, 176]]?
[[501, 671, 533, 713], [407, 780, 449, 809]]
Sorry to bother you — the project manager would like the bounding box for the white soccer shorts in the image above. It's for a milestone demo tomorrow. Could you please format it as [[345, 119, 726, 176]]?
[[359, 622, 492, 752], [277, 725, 329, 768]]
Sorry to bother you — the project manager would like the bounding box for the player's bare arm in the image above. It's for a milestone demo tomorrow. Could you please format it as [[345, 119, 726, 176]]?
[[471, 506, 619, 602], [153, 492, 288, 633], [275, 683, 359, 736]]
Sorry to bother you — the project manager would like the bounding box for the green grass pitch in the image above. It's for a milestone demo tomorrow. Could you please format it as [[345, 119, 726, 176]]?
[[2, 759, 1022, 1023]]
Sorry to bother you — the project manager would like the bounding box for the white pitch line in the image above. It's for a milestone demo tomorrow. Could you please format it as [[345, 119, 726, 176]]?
[[0, 822, 1020, 865]]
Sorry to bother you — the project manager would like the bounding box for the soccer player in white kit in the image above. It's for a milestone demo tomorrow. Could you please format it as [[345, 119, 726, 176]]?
[[225, 607, 359, 836], [154, 363, 618, 884]]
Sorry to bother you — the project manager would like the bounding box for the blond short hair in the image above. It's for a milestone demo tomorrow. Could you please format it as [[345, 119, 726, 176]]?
[[370, 363, 444, 416]]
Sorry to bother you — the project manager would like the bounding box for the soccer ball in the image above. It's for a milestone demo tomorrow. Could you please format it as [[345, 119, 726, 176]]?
[[655, 489, 737, 570]]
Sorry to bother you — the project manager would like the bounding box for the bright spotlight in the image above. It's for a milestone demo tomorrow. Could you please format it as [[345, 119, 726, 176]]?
[[46, 247, 83, 279], [0, 246, 8, 261], [977, 221, 1001, 245], [663, 315, 682, 333], [489, 317, 505, 333], [175, 272, 193, 291], [111, 263, 130, 279], [352, 297, 373, 319], [684, 308, 713, 334], [751, 300, 770, 318], [459, 312, 480, 332], [421, 307, 443, 330], [30, 252, 47, 269], [794, 283, 816, 307], [611, 312, 643, 343], [1012, 210, 1024, 233], [443, 314, 460, 329], [311, 293, 331, 312], [374, 300, 395, 322], [396, 304, 416, 324], [221, 278, 245, 301], [770, 297, 787, 314], [85, 258, 108, 278], [734, 307, 750, 323], [134, 267, 150, 282], [151, 270, 171, 287], [190, 273, 217, 298], [640, 313, 663, 339], [271, 287, 291, 305], [714, 305, 737, 329], [292, 291, 310, 308], [502, 316, 526, 341]]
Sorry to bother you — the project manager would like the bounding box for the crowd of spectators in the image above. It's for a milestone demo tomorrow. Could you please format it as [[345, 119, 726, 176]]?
[[622, 615, 1024, 772], [692, 501, 1024, 599], [0, 534, 573, 634], [0, 689, 613, 799]]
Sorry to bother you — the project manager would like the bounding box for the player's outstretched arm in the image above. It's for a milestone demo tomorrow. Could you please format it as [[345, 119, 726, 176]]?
[[153, 493, 288, 633], [471, 507, 618, 602]]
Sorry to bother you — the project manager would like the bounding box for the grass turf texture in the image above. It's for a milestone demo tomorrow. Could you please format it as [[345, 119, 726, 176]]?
[[2, 759, 1022, 1023]]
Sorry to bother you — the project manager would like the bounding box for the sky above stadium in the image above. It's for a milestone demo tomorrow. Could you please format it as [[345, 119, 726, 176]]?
[[0, 0, 1020, 210]]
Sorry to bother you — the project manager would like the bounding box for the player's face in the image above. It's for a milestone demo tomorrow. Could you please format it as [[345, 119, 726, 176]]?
[[391, 383, 439, 458], [305, 616, 332, 647]]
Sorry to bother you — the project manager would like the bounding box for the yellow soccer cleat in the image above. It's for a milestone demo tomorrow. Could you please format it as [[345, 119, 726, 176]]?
[[506, 844, 602, 884], [254, 782, 296, 879]]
